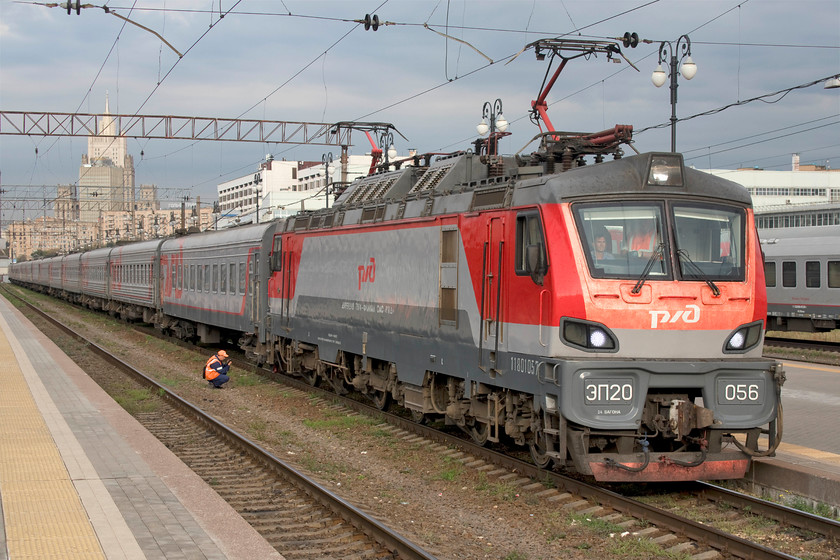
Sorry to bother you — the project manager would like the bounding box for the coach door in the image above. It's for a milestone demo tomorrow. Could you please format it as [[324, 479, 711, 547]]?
[[248, 253, 260, 325], [479, 215, 505, 373]]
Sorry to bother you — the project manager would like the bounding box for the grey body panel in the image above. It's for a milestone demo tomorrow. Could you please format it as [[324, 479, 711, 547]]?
[[161, 223, 275, 334], [81, 247, 114, 300], [761, 226, 840, 323], [109, 240, 164, 308]]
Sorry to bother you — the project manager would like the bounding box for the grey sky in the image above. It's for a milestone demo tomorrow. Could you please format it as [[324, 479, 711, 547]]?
[[1, 0, 838, 207]]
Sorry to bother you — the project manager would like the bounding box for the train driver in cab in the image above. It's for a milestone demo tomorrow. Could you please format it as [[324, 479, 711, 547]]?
[[591, 227, 615, 262]]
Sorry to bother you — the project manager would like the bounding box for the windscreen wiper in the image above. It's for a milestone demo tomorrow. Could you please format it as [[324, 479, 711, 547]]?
[[631, 243, 665, 294], [677, 249, 721, 296]]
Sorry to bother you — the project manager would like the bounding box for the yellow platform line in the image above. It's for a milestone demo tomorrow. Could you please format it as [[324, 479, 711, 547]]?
[[0, 321, 105, 559]]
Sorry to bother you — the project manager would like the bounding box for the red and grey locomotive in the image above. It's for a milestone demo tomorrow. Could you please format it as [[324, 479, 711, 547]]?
[[9, 39, 784, 483]]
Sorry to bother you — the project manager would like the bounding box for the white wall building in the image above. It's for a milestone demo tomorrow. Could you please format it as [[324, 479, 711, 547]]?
[[704, 154, 840, 229], [216, 153, 376, 227]]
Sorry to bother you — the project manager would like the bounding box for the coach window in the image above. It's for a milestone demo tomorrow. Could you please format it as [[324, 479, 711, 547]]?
[[204, 264, 211, 292], [221, 264, 227, 294], [230, 262, 237, 294], [829, 261, 840, 288], [764, 262, 776, 287], [239, 261, 246, 294], [806, 261, 821, 288], [212, 264, 219, 292], [515, 211, 548, 284], [197, 265, 204, 292], [782, 261, 796, 288]]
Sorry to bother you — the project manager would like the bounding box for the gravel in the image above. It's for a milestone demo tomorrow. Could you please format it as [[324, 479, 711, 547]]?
[[13, 288, 688, 560]]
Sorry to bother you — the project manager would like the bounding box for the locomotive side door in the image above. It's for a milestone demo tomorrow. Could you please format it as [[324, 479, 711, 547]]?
[[268, 233, 292, 330], [480, 214, 505, 372]]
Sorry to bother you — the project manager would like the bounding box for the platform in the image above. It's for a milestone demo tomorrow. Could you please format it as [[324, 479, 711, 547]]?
[[0, 297, 282, 560]]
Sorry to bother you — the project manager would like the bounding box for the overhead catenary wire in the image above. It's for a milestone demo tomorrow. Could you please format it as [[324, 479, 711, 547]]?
[[9, 0, 839, 209]]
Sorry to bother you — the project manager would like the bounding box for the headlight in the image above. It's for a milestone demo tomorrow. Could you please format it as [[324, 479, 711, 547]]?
[[728, 331, 745, 349], [562, 319, 618, 352], [724, 321, 764, 353]]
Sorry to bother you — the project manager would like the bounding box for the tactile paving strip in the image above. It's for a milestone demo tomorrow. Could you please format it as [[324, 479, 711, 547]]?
[[0, 327, 105, 559]]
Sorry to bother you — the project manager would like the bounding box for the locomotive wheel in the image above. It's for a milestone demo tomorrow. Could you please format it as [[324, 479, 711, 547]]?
[[469, 421, 490, 446], [409, 409, 426, 424], [529, 431, 553, 469], [329, 377, 349, 395], [369, 390, 391, 410], [300, 368, 318, 386]]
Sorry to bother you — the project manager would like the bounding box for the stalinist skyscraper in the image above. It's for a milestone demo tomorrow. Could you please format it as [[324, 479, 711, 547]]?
[[78, 93, 135, 222]]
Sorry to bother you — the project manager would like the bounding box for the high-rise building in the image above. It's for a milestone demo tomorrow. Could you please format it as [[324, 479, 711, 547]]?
[[78, 94, 136, 221]]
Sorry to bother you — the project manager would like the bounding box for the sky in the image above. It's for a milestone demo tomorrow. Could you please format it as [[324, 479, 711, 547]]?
[[1, 0, 839, 214]]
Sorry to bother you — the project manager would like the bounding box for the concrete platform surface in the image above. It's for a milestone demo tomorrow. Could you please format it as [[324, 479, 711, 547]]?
[[0, 297, 282, 560]]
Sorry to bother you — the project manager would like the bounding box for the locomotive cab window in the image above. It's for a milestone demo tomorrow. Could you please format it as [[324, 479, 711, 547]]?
[[515, 211, 548, 285], [672, 203, 745, 283], [574, 203, 669, 280]]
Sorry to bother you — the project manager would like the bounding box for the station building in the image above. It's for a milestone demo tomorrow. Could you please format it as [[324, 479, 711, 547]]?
[[706, 154, 840, 230]]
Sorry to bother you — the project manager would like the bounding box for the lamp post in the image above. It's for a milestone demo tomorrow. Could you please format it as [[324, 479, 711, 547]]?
[[253, 173, 262, 224], [476, 98, 508, 155], [651, 34, 697, 152], [378, 131, 397, 169], [322, 152, 334, 209]]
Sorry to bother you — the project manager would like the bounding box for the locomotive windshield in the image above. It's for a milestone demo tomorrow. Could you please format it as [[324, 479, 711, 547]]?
[[574, 201, 746, 282]]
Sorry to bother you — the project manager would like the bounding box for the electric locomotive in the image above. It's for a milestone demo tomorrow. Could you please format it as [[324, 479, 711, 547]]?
[[9, 130, 784, 483], [8, 35, 785, 482], [255, 126, 784, 482]]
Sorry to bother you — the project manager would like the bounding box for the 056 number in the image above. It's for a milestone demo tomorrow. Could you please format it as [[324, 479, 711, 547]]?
[[724, 383, 759, 402]]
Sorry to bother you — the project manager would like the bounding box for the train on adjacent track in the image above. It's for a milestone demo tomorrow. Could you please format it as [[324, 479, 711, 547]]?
[[9, 138, 785, 483], [760, 225, 840, 333]]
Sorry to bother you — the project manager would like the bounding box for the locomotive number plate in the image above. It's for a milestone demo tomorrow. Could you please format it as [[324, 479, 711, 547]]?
[[584, 379, 634, 405], [716, 378, 764, 405]]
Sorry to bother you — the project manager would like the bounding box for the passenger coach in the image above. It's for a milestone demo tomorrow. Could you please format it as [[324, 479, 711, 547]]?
[[761, 225, 840, 332]]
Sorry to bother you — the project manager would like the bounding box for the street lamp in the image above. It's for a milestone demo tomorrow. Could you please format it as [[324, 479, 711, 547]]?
[[652, 34, 697, 152], [322, 152, 335, 209], [379, 131, 397, 169], [476, 98, 508, 155]]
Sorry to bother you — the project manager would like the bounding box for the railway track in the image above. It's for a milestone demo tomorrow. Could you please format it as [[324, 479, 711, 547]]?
[[8, 285, 840, 559], [280, 382, 840, 559], [765, 336, 840, 355], [4, 287, 435, 560]]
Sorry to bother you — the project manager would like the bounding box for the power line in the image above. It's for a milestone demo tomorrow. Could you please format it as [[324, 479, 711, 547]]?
[[681, 114, 840, 156], [634, 74, 840, 136]]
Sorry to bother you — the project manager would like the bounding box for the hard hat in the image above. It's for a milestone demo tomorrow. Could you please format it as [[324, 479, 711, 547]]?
[[217, 350, 228, 358]]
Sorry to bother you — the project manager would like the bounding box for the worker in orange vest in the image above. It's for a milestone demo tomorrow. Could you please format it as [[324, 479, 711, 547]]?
[[205, 350, 231, 388]]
